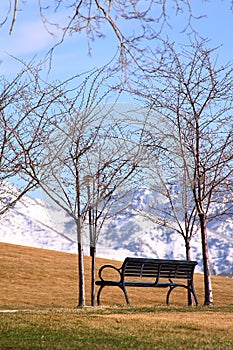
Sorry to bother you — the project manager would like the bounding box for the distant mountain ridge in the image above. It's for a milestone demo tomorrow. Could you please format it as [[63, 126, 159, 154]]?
[[0, 186, 233, 277]]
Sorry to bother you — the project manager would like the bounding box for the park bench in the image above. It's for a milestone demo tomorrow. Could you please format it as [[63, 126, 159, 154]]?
[[95, 257, 198, 306]]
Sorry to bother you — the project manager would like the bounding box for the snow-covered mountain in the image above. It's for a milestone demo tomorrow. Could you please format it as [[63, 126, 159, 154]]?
[[1, 186, 233, 277]]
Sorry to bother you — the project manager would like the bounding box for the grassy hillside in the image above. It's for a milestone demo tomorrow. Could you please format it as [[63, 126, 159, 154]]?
[[1, 242, 232, 308], [1, 243, 233, 349]]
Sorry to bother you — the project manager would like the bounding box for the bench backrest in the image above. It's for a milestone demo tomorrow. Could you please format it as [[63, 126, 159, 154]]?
[[122, 257, 197, 281]]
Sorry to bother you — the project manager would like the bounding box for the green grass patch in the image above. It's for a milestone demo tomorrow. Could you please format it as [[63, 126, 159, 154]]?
[[1, 306, 233, 350]]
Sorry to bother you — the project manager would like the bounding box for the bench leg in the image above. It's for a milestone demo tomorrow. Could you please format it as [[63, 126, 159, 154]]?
[[187, 281, 199, 306], [120, 285, 130, 306], [190, 288, 198, 306], [96, 285, 104, 306], [166, 286, 198, 306], [96, 285, 131, 306], [166, 286, 174, 305]]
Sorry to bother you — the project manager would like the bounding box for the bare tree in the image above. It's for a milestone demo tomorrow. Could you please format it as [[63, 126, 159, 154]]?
[[133, 38, 233, 305], [19, 65, 144, 306], [0, 64, 61, 215], [19, 67, 112, 306], [117, 105, 200, 265], [44, 105, 145, 307], [82, 105, 145, 305], [133, 112, 200, 305], [139, 149, 199, 261]]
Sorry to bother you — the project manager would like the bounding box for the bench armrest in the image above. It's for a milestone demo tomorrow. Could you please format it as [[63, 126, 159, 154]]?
[[98, 264, 122, 281]]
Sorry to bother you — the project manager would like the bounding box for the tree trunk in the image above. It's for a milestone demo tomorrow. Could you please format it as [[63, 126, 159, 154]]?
[[90, 246, 96, 306], [77, 219, 86, 307], [199, 213, 213, 305], [185, 238, 191, 260], [185, 238, 193, 305]]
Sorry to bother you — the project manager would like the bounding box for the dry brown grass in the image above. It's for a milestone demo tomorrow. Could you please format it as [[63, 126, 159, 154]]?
[[1, 242, 233, 308]]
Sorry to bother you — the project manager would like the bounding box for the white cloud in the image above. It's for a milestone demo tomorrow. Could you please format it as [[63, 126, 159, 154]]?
[[1, 20, 56, 57]]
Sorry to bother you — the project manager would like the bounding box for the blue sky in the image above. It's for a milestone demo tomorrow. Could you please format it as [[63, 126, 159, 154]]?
[[1, 1, 233, 82], [0, 1, 117, 80], [1, 1, 232, 201]]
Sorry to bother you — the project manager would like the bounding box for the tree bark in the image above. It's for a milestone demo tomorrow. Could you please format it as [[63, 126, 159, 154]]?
[[77, 219, 86, 307], [90, 246, 96, 306], [185, 239, 193, 305], [199, 213, 213, 306], [185, 239, 191, 261]]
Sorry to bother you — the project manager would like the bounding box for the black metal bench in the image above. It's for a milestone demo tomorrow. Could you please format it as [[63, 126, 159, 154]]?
[[95, 257, 198, 306]]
